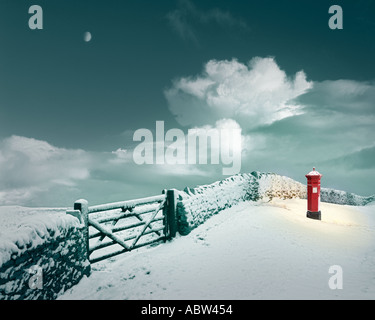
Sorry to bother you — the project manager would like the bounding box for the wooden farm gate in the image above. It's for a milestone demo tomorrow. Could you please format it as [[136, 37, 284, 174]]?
[[68, 190, 177, 263]]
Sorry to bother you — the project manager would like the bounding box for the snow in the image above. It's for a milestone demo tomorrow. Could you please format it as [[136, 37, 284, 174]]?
[[59, 199, 375, 300], [257, 172, 306, 200], [0, 206, 79, 266], [306, 168, 322, 176], [0, 206, 67, 232], [177, 173, 257, 233], [176, 172, 373, 236], [1, 172, 374, 299], [320, 187, 374, 206]]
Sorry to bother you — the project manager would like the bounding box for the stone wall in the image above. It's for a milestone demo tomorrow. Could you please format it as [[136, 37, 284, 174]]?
[[176, 172, 374, 235], [1, 172, 373, 299], [320, 188, 374, 206], [0, 214, 90, 300], [176, 173, 259, 235]]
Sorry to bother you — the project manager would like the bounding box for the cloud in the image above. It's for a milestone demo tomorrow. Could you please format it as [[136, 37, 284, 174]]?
[[165, 57, 313, 130], [110, 148, 131, 164], [167, 5, 198, 44], [236, 77, 375, 195], [323, 145, 375, 170], [0, 136, 91, 205], [300, 79, 375, 115], [0, 128, 247, 206], [3, 59, 374, 206], [167, 0, 249, 44], [152, 163, 212, 177]]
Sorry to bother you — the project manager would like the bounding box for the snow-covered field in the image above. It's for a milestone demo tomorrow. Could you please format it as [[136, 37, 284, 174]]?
[[58, 199, 375, 300], [0, 206, 75, 264], [0, 206, 67, 233]]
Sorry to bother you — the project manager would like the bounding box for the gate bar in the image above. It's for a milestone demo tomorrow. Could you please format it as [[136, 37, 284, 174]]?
[[88, 194, 166, 214], [88, 218, 130, 250]]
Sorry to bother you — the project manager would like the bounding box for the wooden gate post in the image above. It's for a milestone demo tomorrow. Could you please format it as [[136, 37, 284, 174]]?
[[162, 189, 168, 239], [166, 189, 177, 239], [74, 199, 89, 260]]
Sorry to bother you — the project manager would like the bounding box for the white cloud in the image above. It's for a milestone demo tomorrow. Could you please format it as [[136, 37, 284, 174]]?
[[0, 188, 40, 206], [197, 118, 243, 158], [3, 135, 59, 162], [154, 163, 212, 177], [110, 148, 131, 164], [0, 136, 91, 205], [234, 77, 375, 194], [165, 57, 313, 130]]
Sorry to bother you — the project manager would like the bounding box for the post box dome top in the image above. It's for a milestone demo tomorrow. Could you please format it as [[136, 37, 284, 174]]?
[[306, 167, 322, 177]]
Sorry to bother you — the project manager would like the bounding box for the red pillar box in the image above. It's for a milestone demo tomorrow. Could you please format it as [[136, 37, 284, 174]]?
[[305, 167, 322, 220]]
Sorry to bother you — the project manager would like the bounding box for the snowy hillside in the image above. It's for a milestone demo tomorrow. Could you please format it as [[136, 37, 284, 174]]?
[[0, 206, 67, 232], [0, 206, 73, 265], [0, 207, 77, 266], [1, 171, 374, 300], [177, 172, 374, 235], [59, 199, 375, 300]]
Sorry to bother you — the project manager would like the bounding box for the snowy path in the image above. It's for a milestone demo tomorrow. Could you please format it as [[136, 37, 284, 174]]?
[[59, 199, 375, 300]]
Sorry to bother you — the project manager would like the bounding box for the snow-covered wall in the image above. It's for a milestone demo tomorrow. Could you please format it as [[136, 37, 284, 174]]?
[[321, 188, 374, 206], [1, 171, 372, 299], [177, 172, 374, 234], [0, 213, 90, 300], [176, 173, 259, 235], [255, 172, 307, 200]]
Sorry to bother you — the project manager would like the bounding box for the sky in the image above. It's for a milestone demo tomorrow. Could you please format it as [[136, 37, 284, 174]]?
[[0, 0, 374, 207]]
